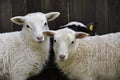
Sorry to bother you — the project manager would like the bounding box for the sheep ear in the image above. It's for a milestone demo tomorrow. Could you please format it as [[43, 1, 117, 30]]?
[[43, 30, 56, 37], [10, 16, 25, 25], [45, 12, 60, 21], [75, 32, 89, 39]]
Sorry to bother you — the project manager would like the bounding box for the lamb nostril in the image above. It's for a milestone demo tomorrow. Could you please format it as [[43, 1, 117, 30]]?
[[59, 55, 65, 61], [37, 37, 43, 41]]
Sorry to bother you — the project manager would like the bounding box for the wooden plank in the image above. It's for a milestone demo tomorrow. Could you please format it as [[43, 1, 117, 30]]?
[[27, 0, 41, 13], [108, 0, 120, 33], [40, 0, 52, 12], [27, 0, 52, 13], [0, 0, 13, 32], [96, 0, 109, 34], [11, 0, 27, 31], [69, 0, 82, 22], [0, 6, 2, 33], [81, 0, 96, 23], [50, 0, 68, 28], [69, 0, 96, 24]]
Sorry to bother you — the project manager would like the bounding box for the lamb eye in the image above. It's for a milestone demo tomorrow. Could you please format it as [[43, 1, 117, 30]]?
[[71, 41, 74, 44], [26, 25, 32, 30], [44, 22, 47, 26], [26, 25, 30, 28], [54, 39, 57, 43]]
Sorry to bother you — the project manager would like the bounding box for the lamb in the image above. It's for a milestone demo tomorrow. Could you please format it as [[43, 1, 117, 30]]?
[[0, 12, 60, 80], [43, 28, 120, 80], [56, 21, 97, 36]]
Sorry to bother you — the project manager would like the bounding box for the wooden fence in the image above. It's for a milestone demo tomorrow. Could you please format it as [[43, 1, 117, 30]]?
[[0, 0, 120, 34], [0, 0, 120, 80]]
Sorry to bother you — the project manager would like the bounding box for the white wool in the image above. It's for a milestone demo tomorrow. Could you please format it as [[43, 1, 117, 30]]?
[[0, 12, 60, 80], [45, 28, 120, 80]]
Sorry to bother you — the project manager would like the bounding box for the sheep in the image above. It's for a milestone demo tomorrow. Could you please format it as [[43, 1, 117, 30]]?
[[56, 21, 97, 36], [0, 12, 60, 80], [43, 28, 120, 80]]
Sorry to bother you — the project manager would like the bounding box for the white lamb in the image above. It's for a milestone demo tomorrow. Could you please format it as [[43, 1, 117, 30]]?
[[43, 28, 120, 80], [0, 12, 60, 80]]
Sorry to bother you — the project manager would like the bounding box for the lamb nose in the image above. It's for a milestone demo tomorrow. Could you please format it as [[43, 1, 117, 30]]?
[[37, 37, 43, 41], [59, 55, 65, 60]]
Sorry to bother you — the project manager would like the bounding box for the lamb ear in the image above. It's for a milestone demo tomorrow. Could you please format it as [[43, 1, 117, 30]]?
[[10, 16, 25, 25], [43, 30, 56, 37], [75, 32, 89, 39], [45, 12, 60, 21]]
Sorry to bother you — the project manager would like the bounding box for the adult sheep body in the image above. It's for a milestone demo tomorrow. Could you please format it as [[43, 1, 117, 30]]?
[[0, 12, 60, 80], [44, 28, 120, 80]]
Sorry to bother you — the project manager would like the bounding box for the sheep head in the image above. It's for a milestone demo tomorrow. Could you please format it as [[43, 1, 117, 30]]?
[[43, 28, 88, 62], [10, 12, 60, 43]]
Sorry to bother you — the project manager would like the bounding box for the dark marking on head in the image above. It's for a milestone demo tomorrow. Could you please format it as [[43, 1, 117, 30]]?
[[53, 21, 97, 36], [55, 24, 89, 33]]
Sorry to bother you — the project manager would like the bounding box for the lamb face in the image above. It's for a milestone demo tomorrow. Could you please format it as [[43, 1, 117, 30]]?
[[11, 12, 60, 43], [43, 28, 88, 62]]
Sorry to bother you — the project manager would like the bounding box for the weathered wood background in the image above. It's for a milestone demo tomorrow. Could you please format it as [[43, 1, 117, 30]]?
[[0, 0, 120, 80]]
